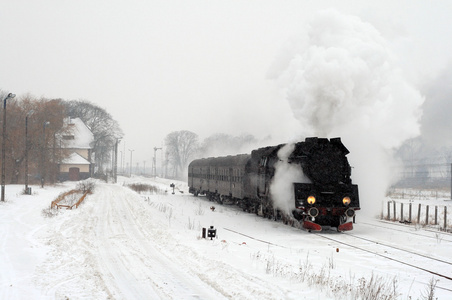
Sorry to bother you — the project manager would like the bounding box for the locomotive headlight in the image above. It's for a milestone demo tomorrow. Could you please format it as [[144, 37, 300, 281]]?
[[342, 196, 351, 206], [307, 196, 316, 205]]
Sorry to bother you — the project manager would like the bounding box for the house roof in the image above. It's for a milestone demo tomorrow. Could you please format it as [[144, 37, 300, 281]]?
[[62, 118, 94, 149], [61, 152, 91, 165]]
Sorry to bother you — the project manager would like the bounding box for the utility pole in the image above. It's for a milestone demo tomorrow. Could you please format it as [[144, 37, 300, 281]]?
[[119, 151, 123, 175], [25, 110, 33, 194], [122, 141, 126, 174], [113, 138, 120, 183], [41, 121, 50, 188], [152, 147, 162, 178], [165, 151, 169, 178], [2, 93, 15, 201], [128, 149, 134, 177], [161, 148, 164, 177]]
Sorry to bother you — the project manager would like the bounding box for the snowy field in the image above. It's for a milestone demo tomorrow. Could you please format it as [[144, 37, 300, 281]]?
[[1, 176, 452, 299]]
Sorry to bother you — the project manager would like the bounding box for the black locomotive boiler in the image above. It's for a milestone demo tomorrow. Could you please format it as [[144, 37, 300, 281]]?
[[188, 137, 360, 231]]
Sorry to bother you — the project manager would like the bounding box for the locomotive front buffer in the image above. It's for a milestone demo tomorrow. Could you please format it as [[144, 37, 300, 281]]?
[[293, 182, 360, 232]]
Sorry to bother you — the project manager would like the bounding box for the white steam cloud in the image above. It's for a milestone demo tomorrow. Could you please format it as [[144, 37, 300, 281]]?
[[269, 9, 424, 217], [270, 144, 311, 214]]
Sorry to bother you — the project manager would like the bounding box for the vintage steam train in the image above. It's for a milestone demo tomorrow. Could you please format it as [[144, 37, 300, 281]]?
[[188, 137, 360, 231]]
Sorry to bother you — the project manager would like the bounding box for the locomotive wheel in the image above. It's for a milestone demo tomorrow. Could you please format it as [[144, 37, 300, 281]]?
[[254, 205, 259, 215], [266, 210, 272, 219]]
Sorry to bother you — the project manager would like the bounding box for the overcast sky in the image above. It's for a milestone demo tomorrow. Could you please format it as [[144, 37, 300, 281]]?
[[1, 0, 451, 166]]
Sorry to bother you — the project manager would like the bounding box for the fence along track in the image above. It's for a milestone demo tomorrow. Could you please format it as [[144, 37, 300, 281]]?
[[51, 189, 91, 209], [383, 199, 451, 232]]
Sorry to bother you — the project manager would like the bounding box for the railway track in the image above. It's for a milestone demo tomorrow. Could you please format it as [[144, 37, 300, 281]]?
[[314, 231, 452, 292], [206, 197, 452, 293], [344, 232, 452, 265], [224, 222, 452, 293], [360, 220, 452, 242]]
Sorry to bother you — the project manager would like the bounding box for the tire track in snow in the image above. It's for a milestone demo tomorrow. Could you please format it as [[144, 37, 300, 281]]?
[[93, 184, 224, 299]]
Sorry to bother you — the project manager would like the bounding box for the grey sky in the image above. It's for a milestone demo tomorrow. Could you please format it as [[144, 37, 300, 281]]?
[[1, 0, 451, 164]]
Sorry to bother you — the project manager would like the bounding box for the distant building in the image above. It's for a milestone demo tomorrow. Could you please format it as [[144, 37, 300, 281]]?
[[58, 118, 94, 181]]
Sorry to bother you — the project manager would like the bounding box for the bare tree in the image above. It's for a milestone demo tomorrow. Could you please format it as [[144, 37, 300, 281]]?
[[164, 130, 199, 179], [63, 100, 123, 175], [0, 94, 68, 185], [199, 133, 259, 157]]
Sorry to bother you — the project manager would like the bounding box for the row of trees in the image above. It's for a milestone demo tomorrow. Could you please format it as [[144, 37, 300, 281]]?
[[64, 100, 123, 175], [164, 131, 264, 179], [0, 91, 123, 187], [394, 137, 452, 189], [1, 90, 260, 185], [0, 94, 67, 185], [164, 129, 452, 188]]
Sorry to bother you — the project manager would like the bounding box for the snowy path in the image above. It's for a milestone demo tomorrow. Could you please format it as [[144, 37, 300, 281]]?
[[91, 184, 223, 299], [0, 190, 53, 299]]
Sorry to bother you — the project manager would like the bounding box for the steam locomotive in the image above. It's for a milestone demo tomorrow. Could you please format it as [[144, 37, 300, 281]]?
[[188, 137, 360, 231]]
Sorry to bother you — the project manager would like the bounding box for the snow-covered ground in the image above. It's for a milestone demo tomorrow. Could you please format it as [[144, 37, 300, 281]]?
[[1, 176, 451, 299]]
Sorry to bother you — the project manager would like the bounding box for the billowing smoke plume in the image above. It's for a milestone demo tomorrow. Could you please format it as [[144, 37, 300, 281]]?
[[269, 9, 424, 217]]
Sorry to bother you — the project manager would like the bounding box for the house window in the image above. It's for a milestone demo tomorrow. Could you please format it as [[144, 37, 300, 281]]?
[[63, 135, 75, 140]]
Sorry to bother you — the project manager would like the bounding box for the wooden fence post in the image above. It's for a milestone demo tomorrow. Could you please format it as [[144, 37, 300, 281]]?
[[418, 204, 421, 224], [409, 203, 412, 223], [400, 202, 404, 221], [445, 206, 448, 231], [393, 201, 396, 221], [434, 206, 438, 225], [387, 201, 391, 220], [425, 205, 429, 225]]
